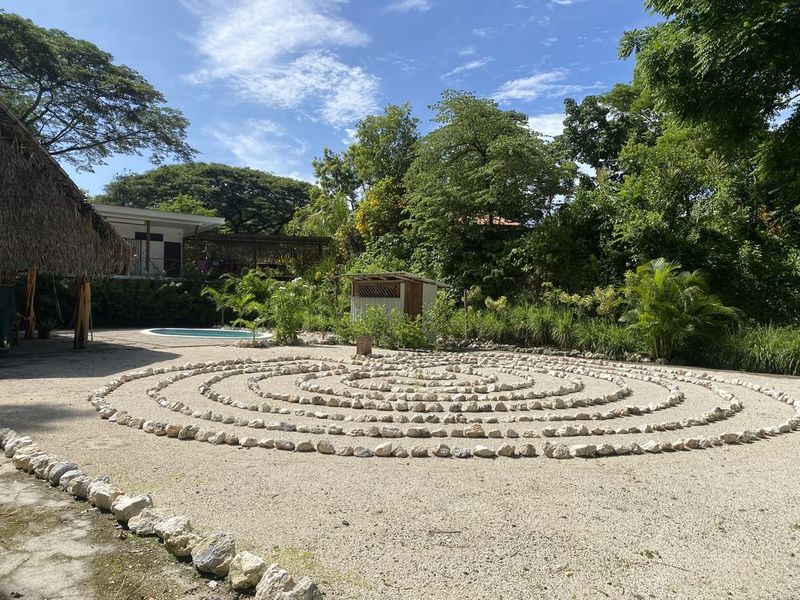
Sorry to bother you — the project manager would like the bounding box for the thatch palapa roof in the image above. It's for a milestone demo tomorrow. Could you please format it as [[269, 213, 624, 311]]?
[[0, 100, 131, 275]]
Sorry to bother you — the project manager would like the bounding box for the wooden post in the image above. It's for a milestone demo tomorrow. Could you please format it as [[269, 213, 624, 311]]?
[[145, 219, 151, 275], [24, 267, 36, 339], [73, 272, 91, 350]]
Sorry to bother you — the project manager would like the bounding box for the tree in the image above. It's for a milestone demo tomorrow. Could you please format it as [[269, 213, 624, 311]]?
[[0, 12, 195, 171], [621, 258, 739, 360], [619, 1, 800, 224], [561, 83, 660, 176], [156, 194, 217, 217], [352, 103, 419, 187], [95, 163, 312, 234], [404, 91, 575, 293]]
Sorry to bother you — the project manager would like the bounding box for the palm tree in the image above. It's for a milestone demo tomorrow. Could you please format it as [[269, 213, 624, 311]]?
[[201, 278, 236, 326], [621, 258, 740, 361]]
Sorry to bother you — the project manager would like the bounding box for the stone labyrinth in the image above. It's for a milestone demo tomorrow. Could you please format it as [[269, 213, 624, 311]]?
[[88, 351, 800, 460]]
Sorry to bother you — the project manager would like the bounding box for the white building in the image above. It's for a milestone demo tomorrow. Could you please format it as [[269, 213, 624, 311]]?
[[346, 272, 449, 322], [93, 204, 224, 278]]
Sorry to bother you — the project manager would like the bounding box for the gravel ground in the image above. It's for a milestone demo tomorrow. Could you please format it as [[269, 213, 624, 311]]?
[[1, 329, 799, 600]]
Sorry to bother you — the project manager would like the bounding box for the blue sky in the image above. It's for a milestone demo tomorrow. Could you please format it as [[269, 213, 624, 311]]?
[[3, 0, 659, 195]]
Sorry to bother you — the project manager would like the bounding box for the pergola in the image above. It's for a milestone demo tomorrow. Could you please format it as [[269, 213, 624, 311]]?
[[0, 100, 131, 349]]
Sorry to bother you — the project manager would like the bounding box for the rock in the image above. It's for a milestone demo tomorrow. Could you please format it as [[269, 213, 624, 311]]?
[[721, 432, 740, 444], [570, 444, 597, 458], [452, 447, 472, 459], [551, 444, 572, 459], [275, 439, 295, 451], [411, 446, 429, 458], [128, 509, 162, 536], [47, 462, 79, 486], [614, 444, 632, 456], [155, 515, 192, 541], [111, 494, 153, 523], [642, 440, 661, 453], [374, 442, 394, 457], [58, 469, 84, 490], [254, 564, 322, 600], [596, 444, 615, 456], [316, 440, 335, 454], [240, 437, 259, 448], [473, 445, 496, 458], [229, 551, 268, 591], [66, 475, 94, 499], [88, 481, 124, 511], [336, 446, 354, 457], [191, 532, 236, 576], [353, 446, 374, 458], [464, 424, 486, 438], [497, 444, 516, 457], [166, 532, 201, 557], [518, 444, 537, 458], [295, 441, 315, 452], [432, 444, 451, 458]]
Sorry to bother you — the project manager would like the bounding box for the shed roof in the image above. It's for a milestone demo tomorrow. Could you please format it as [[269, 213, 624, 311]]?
[[345, 271, 450, 288], [0, 100, 131, 275]]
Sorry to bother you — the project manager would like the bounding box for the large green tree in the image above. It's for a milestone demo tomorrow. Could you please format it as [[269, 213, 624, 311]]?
[[95, 163, 311, 234], [619, 0, 800, 226], [0, 12, 194, 171], [404, 91, 576, 293]]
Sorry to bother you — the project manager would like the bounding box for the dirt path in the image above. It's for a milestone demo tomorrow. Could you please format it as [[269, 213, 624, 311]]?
[[0, 461, 238, 600]]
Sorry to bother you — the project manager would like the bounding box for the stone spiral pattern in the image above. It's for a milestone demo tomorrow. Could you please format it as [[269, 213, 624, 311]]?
[[87, 351, 800, 460]]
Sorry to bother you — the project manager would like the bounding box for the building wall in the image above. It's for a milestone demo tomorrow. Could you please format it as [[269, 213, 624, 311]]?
[[350, 295, 404, 322], [105, 220, 184, 275], [422, 283, 438, 312]]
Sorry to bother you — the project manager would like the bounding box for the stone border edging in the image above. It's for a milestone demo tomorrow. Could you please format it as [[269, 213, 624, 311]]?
[[0, 427, 323, 599]]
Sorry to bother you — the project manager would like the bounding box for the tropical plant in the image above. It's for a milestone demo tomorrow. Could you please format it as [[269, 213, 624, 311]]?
[[269, 279, 311, 344], [201, 278, 236, 325], [227, 292, 264, 343], [621, 258, 739, 360]]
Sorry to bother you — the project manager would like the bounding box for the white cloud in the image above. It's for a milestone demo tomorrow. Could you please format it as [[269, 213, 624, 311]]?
[[182, 0, 379, 127], [542, 36, 558, 47], [387, 0, 432, 12], [493, 69, 599, 102], [527, 112, 565, 138], [207, 119, 311, 181], [550, 0, 588, 5], [458, 46, 477, 57], [442, 57, 493, 79]]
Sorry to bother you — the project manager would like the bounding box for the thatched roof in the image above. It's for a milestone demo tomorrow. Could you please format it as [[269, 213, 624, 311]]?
[[0, 100, 131, 275]]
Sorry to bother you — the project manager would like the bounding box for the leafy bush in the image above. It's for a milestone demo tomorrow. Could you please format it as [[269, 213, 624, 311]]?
[[621, 258, 739, 360], [702, 325, 800, 376], [269, 279, 311, 344]]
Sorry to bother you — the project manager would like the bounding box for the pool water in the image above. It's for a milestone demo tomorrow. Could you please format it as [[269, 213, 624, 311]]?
[[144, 328, 268, 339]]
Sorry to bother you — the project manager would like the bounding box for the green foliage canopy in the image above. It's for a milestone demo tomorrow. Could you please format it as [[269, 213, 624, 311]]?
[[0, 11, 195, 171], [95, 162, 312, 234]]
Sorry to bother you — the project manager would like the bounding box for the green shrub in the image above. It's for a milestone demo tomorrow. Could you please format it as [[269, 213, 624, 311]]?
[[269, 279, 310, 344], [552, 310, 575, 349], [621, 258, 740, 360], [703, 325, 800, 376], [355, 306, 398, 348], [331, 314, 356, 344], [395, 314, 430, 349]]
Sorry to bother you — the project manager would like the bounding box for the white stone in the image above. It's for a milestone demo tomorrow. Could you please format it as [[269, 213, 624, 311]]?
[[111, 494, 153, 523], [229, 551, 268, 591]]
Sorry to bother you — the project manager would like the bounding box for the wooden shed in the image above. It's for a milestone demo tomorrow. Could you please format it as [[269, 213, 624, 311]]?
[[0, 100, 131, 349], [346, 272, 449, 322]]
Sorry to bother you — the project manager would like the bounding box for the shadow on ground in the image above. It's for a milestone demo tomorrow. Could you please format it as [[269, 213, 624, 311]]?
[[0, 403, 88, 433], [0, 337, 180, 379]]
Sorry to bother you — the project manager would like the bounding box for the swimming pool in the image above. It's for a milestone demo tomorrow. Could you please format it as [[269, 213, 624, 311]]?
[[143, 328, 270, 339]]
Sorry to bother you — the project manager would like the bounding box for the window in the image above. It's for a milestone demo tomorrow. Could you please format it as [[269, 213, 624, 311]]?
[[134, 232, 164, 242]]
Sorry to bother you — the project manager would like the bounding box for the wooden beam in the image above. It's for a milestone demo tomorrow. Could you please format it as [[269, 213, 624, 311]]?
[[24, 267, 36, 339], [145, 219, 151, 274], [73, 272, 91, 350]]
